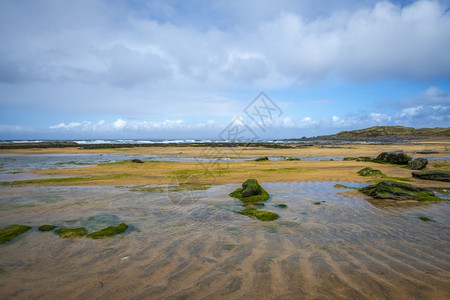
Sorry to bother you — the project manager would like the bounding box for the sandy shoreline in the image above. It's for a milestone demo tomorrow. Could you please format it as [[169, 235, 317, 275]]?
[[1, 142, 449, 189]]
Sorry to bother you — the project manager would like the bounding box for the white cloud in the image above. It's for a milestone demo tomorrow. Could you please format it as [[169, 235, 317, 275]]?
[[49, 122, 82, 130], [48, 118, 220, 133], [113, 119, 127, 130], [369, 113, 391, 123], [398, 106, 423, 117]]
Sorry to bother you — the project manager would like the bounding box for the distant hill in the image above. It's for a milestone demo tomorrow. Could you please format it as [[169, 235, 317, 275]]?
[[318, 126, 450, 139]]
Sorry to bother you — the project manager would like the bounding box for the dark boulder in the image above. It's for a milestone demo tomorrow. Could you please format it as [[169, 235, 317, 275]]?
[[375, 151, 411, 165], [407, 158, 428, 170], [131, 159, 144, 163], [254, 157, 269, 161], [412, 171, 450, 182]]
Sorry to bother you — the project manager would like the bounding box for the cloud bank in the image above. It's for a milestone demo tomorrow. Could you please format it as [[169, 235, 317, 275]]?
[[0, 1, 449, 139], [1, 0, 449, 88]]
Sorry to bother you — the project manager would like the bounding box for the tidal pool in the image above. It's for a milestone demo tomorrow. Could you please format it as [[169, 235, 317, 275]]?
[[0, 182, 449, 299]]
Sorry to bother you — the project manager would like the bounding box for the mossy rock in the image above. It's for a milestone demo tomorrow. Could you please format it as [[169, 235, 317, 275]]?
[[38, 225, 57, 232], [358, 167, 383, 176], [87, 223, 128, 239], [229, 179, 270, 202], [237, 209, 279, 221], [343, 157, 375, 162], [334, 184, 354, 189], [412, 170, 450, 182], [131, 159, 144, 163], [276, 204, 288, 208], [407, 158, 428, 170], [55, 228, 87, 238], [359, 180, 444, 201], [0, 225, 31, 244], [254, 157, 269, 161], [419, 216, 432, 222], [375, 151, 411, 165]]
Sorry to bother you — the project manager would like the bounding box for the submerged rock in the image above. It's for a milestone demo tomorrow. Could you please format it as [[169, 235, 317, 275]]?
[[0, 225, 31, 244], [408, 158, 428, 170], [285, 157, 301, 161], [416, 150, 439, 154], [55, 228, 87, 238], [38, 225, 56, 232], [357, 167, 383, 176], [236, 209, 279, 221], [229, 179, 269, 202], [359, 180, 443, 201], [412, 170, 450, 182], [375, 151, 411, 165], [87, 223, 128, 239], [254, 157, 269, 161]]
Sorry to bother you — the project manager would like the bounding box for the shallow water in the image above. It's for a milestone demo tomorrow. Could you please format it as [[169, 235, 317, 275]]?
[[0, 154, 141, 173], [0, 182, 449, 299]]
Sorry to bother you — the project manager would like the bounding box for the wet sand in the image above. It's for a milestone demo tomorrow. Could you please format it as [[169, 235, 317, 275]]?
[[0, 183, 449, 299], [1, 142, 449, 299]]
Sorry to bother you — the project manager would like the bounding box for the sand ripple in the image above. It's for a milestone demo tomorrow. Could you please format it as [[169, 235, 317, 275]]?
[[0, 182, 449, 299]]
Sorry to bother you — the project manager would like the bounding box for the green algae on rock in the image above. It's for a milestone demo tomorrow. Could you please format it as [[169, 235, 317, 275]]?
[[237, 209, 279, 221], [229, 179, 269, 202], [0, 225, 31, 244], [407, 158, 428, 170], [419, 216, 432, 222], [38, 225, 57, 232], [359, 180, 444, 201], [87, 223, 128, 239], [358, 167, 383, 176], [343, 157, 375, 162], [333, 184, 356, 189], [276, 204, 288, 208], [375, 151, 411, 165], [55, 228, 87, 238]]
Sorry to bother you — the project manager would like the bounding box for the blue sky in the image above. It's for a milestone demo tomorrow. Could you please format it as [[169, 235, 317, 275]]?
[[0, 0, 449, 140]]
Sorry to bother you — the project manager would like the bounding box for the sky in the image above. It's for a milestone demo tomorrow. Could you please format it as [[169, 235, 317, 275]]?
[[0, 0, 449, 140]]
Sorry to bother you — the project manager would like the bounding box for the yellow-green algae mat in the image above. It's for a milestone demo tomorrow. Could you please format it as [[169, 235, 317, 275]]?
[[0, 225, 31, 244], [0, 223, 129, 244]]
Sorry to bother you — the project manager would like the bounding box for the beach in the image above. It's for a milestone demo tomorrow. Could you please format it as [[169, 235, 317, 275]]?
[[1, 141, 449, 299]]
